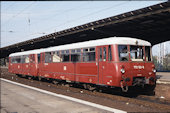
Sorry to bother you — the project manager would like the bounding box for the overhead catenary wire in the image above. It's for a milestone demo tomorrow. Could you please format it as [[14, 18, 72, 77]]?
[[3, 1, 158, 48], [2, 1, 36, 26], [3, 1, 127, 42], [24, 1, 128, 40], [41, 1, 128, 33], [19, 2, 92, 38], [30, 2, 90, 25], [3, 2, 16, 11]]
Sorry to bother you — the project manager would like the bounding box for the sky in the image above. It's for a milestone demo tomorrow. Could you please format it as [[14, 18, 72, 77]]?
[[1, 1, 170, 56]]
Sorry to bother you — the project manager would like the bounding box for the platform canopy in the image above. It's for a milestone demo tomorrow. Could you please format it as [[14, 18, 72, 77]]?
[[1, 1, 170, 58]]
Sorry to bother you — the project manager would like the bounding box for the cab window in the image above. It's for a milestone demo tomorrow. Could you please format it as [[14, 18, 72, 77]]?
[[145, 46, 152, 61], [130, 46, 144, 61], [108, 45, 112, 61], [118, 45, 129, 61]]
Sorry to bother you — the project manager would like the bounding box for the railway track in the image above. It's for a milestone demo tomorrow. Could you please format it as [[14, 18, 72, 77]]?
[[1, 68, 170, 112]]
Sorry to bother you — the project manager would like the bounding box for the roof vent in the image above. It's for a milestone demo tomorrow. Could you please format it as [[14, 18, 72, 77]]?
[[135, 40, 138, 45]]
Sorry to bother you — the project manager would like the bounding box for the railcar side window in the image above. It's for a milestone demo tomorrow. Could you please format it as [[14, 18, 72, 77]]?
[[52, 51, 61, 62], [41, 53, 44, 62], [12, 56, 21, 63], [16, 56, 21, 63], [83, 47, 95, 62], [11, 57, 18, 63], [71, 49, 81, 62], [103, 47, 106, 61], [61, 50, 70, 62], [99, 48, 102, 61], [30, 55, 34, 63], [118, 45, 129, 61], [145, 46, 151, 61], [45, 52, 52, 63], [130, 46, 144, 61], [22, 55, 30, 63], [21, 56, 24, 63], [38, 54, 41, 63], [12, 57, 17, 63], [11, 57, 14, 63], [108, 45, 112, 61], [26, 55, 30, 63], [77, 49, 81, 53]]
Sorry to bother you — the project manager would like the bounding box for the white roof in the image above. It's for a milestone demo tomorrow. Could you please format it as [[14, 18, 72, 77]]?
[[9, 48, 44, 57], [45, 37, 151, 52], [9, 37, 151, 57]]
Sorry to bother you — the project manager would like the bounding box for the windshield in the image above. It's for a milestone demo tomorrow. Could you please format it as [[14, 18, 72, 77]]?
[[130, 45, 144, 61], [118, 45, 129, 61]]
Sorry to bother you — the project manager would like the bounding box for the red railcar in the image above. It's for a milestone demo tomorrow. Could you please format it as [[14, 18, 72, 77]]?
[[8, 37, 156, 92], [9, 50, 42, 77]]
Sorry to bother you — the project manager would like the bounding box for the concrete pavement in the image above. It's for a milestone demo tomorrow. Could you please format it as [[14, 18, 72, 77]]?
[[0, 79, 126, 113], [156, 72, 170, 84], [0, 80, 113, 113]]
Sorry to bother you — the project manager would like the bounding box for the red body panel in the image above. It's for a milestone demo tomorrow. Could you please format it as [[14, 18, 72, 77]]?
[[75, 62, 98, 83], [22, 63, 30, 75], [9, 63, 22, 74], [29, 54, 38, 76]]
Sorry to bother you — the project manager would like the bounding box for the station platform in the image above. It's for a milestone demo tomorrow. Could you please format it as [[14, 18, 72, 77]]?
[[0, 79, 125, 113], [156, 72, 170, 84]]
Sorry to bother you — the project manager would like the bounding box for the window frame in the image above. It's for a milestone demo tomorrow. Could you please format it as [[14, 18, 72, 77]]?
[[52, 51, 61, 63], [130, 45, 145, 61], [71, 49, 81, 62], [11, 56, 21, 63], [108, 45, 112, 61], [60, 50, 70, 62], [118, 45, 129, 62], [45, 52, 52, 63], [82, 47, 96, 62], [145, 46, 152, 62]]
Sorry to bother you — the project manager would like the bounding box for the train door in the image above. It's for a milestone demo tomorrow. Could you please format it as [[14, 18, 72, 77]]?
[[98, 46, 107, 84], [22, 55, 30, 75], [37, 54, 41, 75], [17, 56, 23, 74], [29, 54, 37, 76], [39, 52, 45, 78]]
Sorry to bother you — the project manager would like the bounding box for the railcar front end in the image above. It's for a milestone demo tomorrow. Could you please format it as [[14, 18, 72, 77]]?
[[116, 44, 156, 92]]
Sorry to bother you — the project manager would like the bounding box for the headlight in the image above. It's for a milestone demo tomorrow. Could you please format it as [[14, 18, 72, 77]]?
[[121, 68, 125, 74], [153, 69, 156, 73]]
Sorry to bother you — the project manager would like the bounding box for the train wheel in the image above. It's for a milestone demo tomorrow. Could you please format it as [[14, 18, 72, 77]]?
[[16, 74, 22, 77], [38, 76, 42, 81], [86, 84, 95, 91], [28, 76, 32, 80], [22, 74, 26, 78], [52, 80, 58, 85], [83, 84, 87, 89]]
